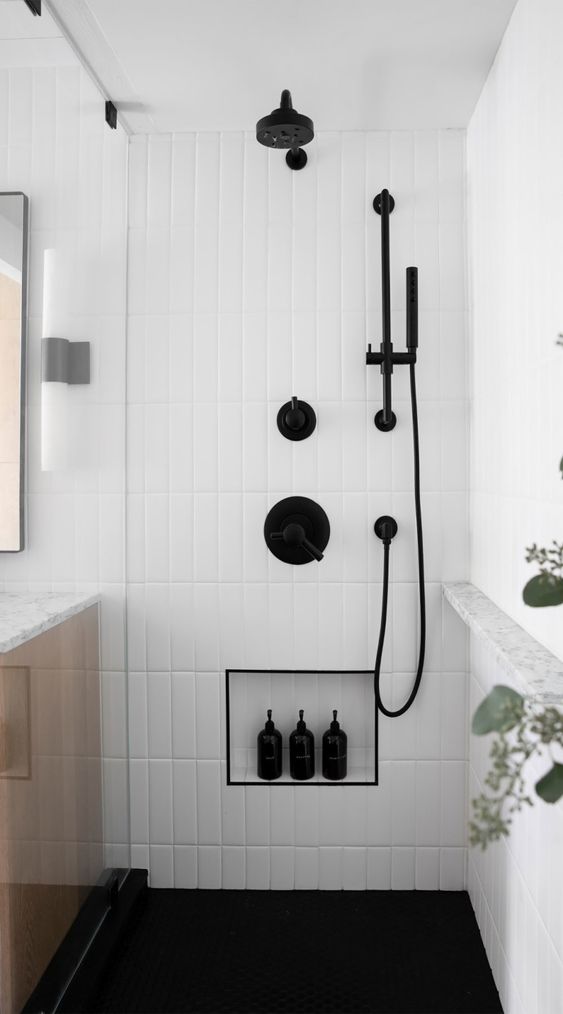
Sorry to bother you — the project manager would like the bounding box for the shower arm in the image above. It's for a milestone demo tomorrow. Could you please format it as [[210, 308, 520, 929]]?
[[366, 189, 418, 431]]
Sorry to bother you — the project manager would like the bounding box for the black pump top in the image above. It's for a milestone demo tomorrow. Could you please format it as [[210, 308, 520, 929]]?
[[264, 709, 275, 733], [330, 709, 340, 732], [296, 709, 307, 732]]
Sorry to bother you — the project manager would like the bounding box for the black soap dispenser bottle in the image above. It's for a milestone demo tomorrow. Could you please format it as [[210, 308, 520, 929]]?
[[322, 710, 347, 781], [257, 709, 283, 780], [289, 710, 315, 780]]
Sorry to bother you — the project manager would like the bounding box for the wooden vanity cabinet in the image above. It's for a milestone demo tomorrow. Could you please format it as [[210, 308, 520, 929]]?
[[0, 605, 102, 1013]]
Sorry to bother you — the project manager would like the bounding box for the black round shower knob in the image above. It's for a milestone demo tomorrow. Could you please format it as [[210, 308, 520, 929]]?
[[277, 396, 316, 441], [264, 497, 330, 565]]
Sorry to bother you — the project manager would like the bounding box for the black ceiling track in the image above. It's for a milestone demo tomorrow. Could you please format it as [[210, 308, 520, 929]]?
[[23, 0, 41, 15]]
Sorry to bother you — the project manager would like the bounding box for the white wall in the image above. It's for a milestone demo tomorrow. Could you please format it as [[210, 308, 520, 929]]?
[[467, 1, 563, 1009], [0, 63, 130, 863], [468, 0, 563, 661], [126, 129, 469, 888]]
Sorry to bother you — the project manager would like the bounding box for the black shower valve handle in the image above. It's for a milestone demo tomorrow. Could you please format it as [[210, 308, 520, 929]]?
[[277, 396, 316, 440], [265, 496, 330, 565], [270, 522, 324, 561], [285, 396, 307, 432]]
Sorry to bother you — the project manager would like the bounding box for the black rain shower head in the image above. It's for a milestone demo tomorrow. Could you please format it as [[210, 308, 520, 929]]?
[[256, 90, 314, 170]]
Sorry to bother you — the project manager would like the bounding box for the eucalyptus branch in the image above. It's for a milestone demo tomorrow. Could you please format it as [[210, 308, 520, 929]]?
[[525, 541, 563, 576], [470, 691, 563, 849], [472, 400, 563, 847]]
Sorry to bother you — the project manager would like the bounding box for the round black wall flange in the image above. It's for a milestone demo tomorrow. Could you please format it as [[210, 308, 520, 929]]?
[[286, 148, 308, 171], [374, 515, 398, 543], [374, 409, 397, 432], [264, 497, 330, 565], [277, 396, 316, 441], [373, 192, 395, 215]]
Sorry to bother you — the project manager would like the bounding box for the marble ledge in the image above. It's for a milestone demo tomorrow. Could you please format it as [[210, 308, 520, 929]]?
[[0, 592, 99, 655], [443, 581, 563, 705]]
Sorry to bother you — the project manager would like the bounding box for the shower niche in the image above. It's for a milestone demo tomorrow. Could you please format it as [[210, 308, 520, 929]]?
[[225, 670, 378, 786]]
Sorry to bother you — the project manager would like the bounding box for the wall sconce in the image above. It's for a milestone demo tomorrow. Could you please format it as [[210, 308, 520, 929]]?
[[41, 249, 90, 471]]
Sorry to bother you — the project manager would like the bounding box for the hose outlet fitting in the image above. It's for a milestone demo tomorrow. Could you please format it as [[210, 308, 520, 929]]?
[[374, 515, 398, 545]]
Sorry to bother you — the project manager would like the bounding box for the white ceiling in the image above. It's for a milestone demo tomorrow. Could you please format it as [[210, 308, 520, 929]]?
[[0, 0, 77, 66], [12, 0, 518, 133]]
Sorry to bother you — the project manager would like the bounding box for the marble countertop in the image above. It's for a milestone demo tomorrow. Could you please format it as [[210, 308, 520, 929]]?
[[443, 581, 563, 705], [0, 592, 99, 654]]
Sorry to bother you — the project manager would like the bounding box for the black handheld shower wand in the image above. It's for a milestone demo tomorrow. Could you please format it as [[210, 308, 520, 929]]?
[[368, 190, 425, 718]]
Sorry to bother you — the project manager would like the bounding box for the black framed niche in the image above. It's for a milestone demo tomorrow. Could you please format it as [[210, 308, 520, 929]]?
[[225, 670, 378, 786]]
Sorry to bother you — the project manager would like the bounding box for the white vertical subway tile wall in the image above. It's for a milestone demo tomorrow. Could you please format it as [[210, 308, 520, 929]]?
[[468, 0, 563, 663], [126, 129, 469, 888], [0, 64, 129, 861], [467, 0, 563, 1010]]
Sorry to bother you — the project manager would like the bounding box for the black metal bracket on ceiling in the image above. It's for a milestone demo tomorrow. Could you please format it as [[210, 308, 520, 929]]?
[[366, 189, 419, 431], [23, 0, 41, 15], [105, 101, 118, 130]]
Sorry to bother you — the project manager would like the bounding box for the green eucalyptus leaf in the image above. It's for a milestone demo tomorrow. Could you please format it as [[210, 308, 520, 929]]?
[[523, 574, 563, 608], [472, 685, 525, 735], [535, 762, 563, 803]]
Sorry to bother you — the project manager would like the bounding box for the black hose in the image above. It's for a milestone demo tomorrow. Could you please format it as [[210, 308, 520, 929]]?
[[374, 362, 426, 717]]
